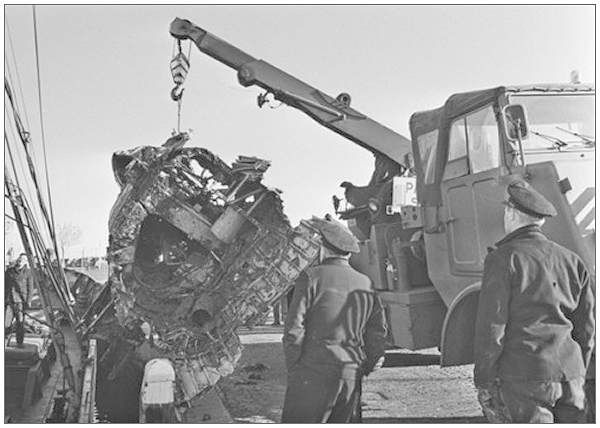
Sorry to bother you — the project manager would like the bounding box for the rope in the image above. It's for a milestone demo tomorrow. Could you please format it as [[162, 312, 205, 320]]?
[[4, 16, 31, 130], [5, 135, 42, 261], [32, 5, 58, 240], [4, 118, 41, 241], [5, 88, 45, 229], [5, 13, 67, 308], [4, 118, 41, 231], [177, 97, 182, 133], [5, 79, 61, 261], [5, 15, 46, 214], [21, 195, 76, 321], [5, 160, 76, 323], [4, 133, 24, 195], [5, 172, 79, 403], [5, 31, 45, 195], [4, 213, 29, 227]]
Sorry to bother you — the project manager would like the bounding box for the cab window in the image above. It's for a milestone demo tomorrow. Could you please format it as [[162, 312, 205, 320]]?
[[467, 106, 499, 173], [444, 118, 468, 179], [417, 129, 439, 184], [443, 105, 499, 179]]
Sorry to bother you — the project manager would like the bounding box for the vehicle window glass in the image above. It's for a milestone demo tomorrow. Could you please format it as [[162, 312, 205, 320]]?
[[467, 105, 500, 173], [417, 130, 438, 184], [510, 94, 595, 150], [444, 118, 468, 179]]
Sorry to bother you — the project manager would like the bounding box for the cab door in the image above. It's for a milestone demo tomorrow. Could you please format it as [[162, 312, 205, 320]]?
[[440, 104, 505, 275]]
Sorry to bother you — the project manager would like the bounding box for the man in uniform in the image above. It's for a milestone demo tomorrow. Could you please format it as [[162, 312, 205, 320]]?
[[281, 215, 387, 423], [4, 253, 34, 346], [474, 180, 594, 423]]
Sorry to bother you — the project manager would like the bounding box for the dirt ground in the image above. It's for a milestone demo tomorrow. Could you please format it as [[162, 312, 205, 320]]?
[[217, 326, 486, 423], [67, 268, 487, 422]]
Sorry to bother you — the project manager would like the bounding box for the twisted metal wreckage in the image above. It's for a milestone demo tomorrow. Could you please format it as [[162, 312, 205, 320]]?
[[79, 133, 322, 416]]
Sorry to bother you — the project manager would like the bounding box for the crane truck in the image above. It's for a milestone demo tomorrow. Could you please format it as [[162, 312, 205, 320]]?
[[170, 17, 595, 367]]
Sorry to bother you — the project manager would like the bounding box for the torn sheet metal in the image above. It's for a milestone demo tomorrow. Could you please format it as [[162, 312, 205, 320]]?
[[105, 134, 320, 402]]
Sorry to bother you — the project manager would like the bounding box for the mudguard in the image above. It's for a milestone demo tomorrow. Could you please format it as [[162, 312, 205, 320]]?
[[440, 282, 480, 367]]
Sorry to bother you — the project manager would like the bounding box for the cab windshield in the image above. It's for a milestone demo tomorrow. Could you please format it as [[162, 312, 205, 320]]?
[[510, 94, 595, 150]]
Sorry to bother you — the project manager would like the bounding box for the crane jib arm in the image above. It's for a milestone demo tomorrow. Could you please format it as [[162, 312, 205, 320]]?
[[170, 18, 412, 165]]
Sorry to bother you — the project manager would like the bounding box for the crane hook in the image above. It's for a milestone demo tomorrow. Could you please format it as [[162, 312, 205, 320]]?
[[171, 86, 184, 102], [170, 41, 190, 102], [170, 40, 191, 132]]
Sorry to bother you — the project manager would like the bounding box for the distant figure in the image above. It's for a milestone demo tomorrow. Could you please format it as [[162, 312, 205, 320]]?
[[93, 257, 102, 269], [474, 180, 594, 423], [4, 253, 34, 345], [45, 247, 60, 271], [46, 248, 54, 263], [281, 216, 387, 423], [6, 247, 15, 267]]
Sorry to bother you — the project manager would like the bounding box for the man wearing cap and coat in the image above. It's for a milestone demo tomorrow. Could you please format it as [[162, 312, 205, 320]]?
[[5, 253, 34, 346], [474, 180, 594, 423], [281, 215, 387, 423]]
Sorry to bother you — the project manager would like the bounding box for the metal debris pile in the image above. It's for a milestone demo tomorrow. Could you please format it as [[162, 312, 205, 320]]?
[[103, 134, 321, 402]]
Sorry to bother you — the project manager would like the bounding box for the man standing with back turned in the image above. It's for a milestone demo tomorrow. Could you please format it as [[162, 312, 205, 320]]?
[[281, 215, 387, 423], [474, 180, 594, 423]]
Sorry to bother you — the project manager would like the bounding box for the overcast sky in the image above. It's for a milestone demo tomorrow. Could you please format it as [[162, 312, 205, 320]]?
[[4, 5, 595, 257]]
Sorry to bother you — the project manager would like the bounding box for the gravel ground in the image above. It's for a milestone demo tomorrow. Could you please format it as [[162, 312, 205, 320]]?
[[217, 326, 486, 423]]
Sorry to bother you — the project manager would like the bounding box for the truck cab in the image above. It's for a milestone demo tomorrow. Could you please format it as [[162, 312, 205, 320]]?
[[409, 84, 595, 365]]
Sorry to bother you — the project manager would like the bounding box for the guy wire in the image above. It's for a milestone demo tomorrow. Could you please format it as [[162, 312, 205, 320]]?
[[32, 5, 58, 239]]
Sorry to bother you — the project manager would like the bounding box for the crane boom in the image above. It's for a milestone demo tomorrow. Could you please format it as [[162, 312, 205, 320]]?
[[170, 18, 412, 165]]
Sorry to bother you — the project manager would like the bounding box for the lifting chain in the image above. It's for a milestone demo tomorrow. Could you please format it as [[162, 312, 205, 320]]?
[[170, 40, 190, 133]]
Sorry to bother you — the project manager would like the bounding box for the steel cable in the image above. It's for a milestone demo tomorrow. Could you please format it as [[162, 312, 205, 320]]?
[[4, 15, 45, 208], [4, 99, 49, 243], [32, 5, 58, 242], [6, 79, 72, 305], [4, 113, 44, 237], [4, 16, 32, 130]]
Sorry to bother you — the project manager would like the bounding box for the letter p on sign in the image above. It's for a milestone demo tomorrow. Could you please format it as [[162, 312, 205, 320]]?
[[392, 177, 418, 208]]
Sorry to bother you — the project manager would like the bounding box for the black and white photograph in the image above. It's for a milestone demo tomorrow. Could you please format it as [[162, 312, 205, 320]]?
[[3, 3, 595, 423]]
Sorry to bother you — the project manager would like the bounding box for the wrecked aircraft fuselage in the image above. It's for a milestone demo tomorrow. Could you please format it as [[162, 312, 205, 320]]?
[[103, 134, 320, 407]]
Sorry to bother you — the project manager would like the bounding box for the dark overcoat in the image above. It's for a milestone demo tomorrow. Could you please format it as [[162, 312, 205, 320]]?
[[283, 257, 387, 378], [4, 265, 33, 306], [474, 224, 594, 387]]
